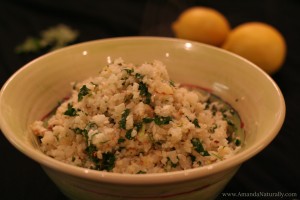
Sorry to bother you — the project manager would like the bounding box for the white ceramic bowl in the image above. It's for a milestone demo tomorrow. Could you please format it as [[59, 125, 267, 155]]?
[[0, 37, 285, 200]]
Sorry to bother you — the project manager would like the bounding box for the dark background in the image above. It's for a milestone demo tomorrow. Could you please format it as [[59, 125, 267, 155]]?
[[1, 0, 299, 199]]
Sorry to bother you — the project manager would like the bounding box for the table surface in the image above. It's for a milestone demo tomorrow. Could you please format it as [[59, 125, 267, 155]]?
[[0, 0, 299, 199]]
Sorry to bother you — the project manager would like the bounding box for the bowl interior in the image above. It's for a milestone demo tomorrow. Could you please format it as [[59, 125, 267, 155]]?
[[0, 37, 285, 181]]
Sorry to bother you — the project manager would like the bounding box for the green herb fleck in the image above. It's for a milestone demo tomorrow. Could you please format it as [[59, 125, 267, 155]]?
[[143, 117, 153, 123], [167, 157, 178, 168], [225, 118, 235, 126], [86, 122, 98, 130], [123, 68, 134, 75], [85, 145, 116, 171], [224, 117, 236, 136], [100, 152, 116, 171], [119, 109, 130, 129], [138, 82, 148, 95], [235, 139, 241, 146], [138, 82, 152, 104], [169, 80, 175, 87], [78, 85, 91, 102], [227, 134, 233, 143], [190, 155, 202, 165], [190, 154, 196, 163], [71, 122, 97, 144], [208, 124, 218, 133], [85, 144, 99, 163], [191, 138, 210, 156], [154, 115, 172, 125], [192, 118, 201, 128], [135, 73, 144, 79], [135, 122, 143, 132], [125, 129, 134, 140], [144, 93, 151, 104], [211, 105, 218, 116], [71, 127, 88, 142], [118, 137, 126, 144], [64, 103, 78, 116]]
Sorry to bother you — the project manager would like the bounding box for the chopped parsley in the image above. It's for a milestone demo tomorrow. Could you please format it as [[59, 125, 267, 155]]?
[[125, 129, 134, 140], [169, 80, 175, 87], [100, 152, 116, 171], [227, 134, 233, 143], [118, 137, 126, 144], [211, 105, 218, 116], [208, 124, 218, 133], [71, 127, 88, 139], [224, 116, 237, 138], [70, 122, 98, 145], [85, 144, 116, 171], [121, 71, 151, 104], [143, 117, 153, 123], [235, 139, 241, 146], [138, 81, 151, 104], [78, 85, 91, 102], [85, 144, 99, 163], [192, 118, 201, 128], [167, 157, 178, 168], [154, 115, 172, 125], [224, 117, 235, 126], [134, 122, 143, 132], [191, 138, 210, 156], [190, 154, 196, 163], [123, 68, 134, 75], [86, 122, 98, 130], [64, 103, 78, 116], [186, 116, 200, 128], [140, 115, 172, 126], [119, 109, 130, 130], [138, 82, 148, 96], [135, 73, 144, 79]]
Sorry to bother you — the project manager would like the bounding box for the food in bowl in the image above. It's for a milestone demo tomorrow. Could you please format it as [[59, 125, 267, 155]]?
[[30, 58, 243, 174], [0, 37, 285, 200]]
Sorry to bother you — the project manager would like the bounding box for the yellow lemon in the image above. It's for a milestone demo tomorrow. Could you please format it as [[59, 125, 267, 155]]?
[[222, 22, 286, 74], [172, 7, 231, 46]]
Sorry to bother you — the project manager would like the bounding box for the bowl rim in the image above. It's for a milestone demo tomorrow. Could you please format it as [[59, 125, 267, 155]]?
[[0, 36, 286, 185]]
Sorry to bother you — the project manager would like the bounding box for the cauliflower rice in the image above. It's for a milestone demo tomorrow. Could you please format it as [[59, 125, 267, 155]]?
[[31, 58, 242, 174]]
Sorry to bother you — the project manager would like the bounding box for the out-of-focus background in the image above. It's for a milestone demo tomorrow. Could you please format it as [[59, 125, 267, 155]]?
[[0, 0, 299, 199]]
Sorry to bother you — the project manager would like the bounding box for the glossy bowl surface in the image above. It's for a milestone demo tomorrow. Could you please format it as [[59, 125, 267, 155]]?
[[0, 37, 285, 200]]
